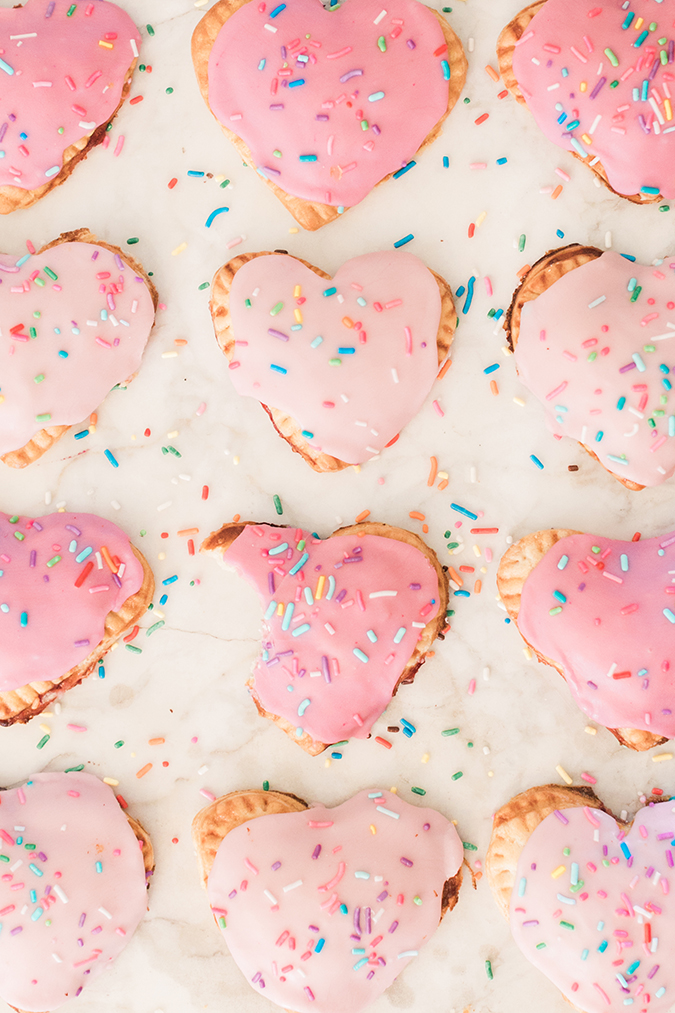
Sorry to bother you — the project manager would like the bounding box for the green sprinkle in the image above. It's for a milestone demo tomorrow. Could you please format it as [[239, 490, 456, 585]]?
[[604, 47, 619, 66], [167, 446, 182, 458], [218, 916, 227, 928], [36, 734, 50, 749], [587, 351, 597, 362], [536, 942, 546, 950], [329, 357, 342, 366], [270, 301, 284, 316], [8, 516, 18, 523], [14, 531, 25, 542], [273, 494, 283, 515], [410, 786, 426, 796], [34, 277, 45, 287], [273, 149, 282, 158], [591, 545, 601, 554], [127, 237, 140, 245], [447, 541, 459, 549], [220, 179, 230, 188], [563, 847, 570, 856], [46, 555, 61, 568], [35, 413, 51, 422], [660, 204, 670, 212], [0, 855, 9, 863], [166, 87, 174, 94], [485, 960, 494, 980], [518, 234, 526, 253], [43, 266, 57, 281], [64, 764, 84, 772], [442, 728, 460, 736], [146, 620, 165, 636], [560, 920, 575, 930], [125, 644, 142, 654], [24, 844, 35, 851], [463, 842, 478, 851], [263, 780, 270, 791], [146, 24, 155, 35], [413, 895, 422, 905], [198, 282, 210, 291], [377, 35, 386, 51], [549, 606, 563, 616], [114, 741, 124, 749], [630, 286, 642, 303], [451, 771, 463, 780], [67, 3, 76, 14]]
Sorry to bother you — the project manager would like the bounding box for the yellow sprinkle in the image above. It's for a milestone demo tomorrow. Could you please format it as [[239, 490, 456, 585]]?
[[157, 552, 166, 561], [665, 98, 673, 122], [103, 777, 119, 786], [167, 431, 179, 439], [99, 40, 114, 48], [635, 16, 643, 30], [57, 507, 65, 513], [195, 0, 209, 8], [473, 544, 481, 557], [171, 242, 188, 256], [0, 395, 5, 404], [422, 753, 429, 764], [352, 464, 361, 473], [580, 81, 587, 92], [152, 610, 165, 620], [161, 351, 178, 359], [475, 210, 487, 227], [437, 471, 449, 481], [276, 603, 284, 616], [214, 174, 225, 182], [370, 824, 376, 834], [513, 397, 526, 406], [556, 764, 573, 785], [501, 344, 513, 357], [39, 724, 50, 734], [89, 425, 96, 433], [581, 133, 592, 145], [585, 725, 597, 735], [480, 566, 487, 574], [233, 456, 240, 465], [652, 753, 673, 762], [523, 646, 532, 660], [315, 575, 326, 600], [390, 786, 397, 794], [294, 308, 303, 323], [110, 642, 119, 651], [289, 227, 299, 233], [324, 758, 331, 768], [131, 434, 136, 441], [551, 865, 566, 879], [488, 770, 494, 777], [293, 285, 302, 298]]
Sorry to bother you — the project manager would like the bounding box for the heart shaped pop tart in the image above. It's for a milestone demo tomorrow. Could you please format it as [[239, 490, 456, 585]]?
[[498, 526, 675, 751], [0, 0, 141, 213], [0, 510, 154, 726], [0, 771, 154, 1012], [210, 251, 455, 471], [497, 0, 675, 203], [487, 783, 675, 1013], [193, 787, 464, 1013], [200, 520, 448, 754], [0, 229, 157, 468], [192, 0, 467, 230], [506, 245, 675, 489]]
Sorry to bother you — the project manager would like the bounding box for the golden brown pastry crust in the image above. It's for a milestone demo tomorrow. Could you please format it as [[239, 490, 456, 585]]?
[[210, 251, 456, 472], [192, 0, 468, 230], [498, 529, 667, 751], [0, 544, 154, 727], [1, 229, 158, 470], [201, 520, 449, 755], [496, 2, 660, 204], [193, 788, 462, 915], [0, 62, 137, 215], [504, 244, 644, 492]]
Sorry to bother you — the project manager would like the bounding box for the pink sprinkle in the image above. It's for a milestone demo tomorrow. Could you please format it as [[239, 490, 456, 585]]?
[[16, 788, 25, 805], [113, 135, 125, 157], [555, 168, 571, 181], [545, 381, 568, 401], [226, 236, 244, 249], [580, 772, 597, 785], [661, 878, 670, 894], [88, 585, 110, 594], [593, 984, 611, 1005], [115, 927, 126, 937], [432, 400, 444, 418], [95, 337, 112, 349], [67, 724, 87, 733], [199, 789, 216, 801], [469, 162, 487, 170], [468, 679, 476, 695], [196, 402, 207, 416], [308, 821, 333, 828], [244, 858, 259, 875], [584, 807, 600, 827], [318, 861, 345, 892], [484, 277, 493, 297], [404, 326, 412, 356], [639, 825, 649, 839], [514, 29, 534, 46], [602, 571, 623, 584], [650, 436, 667, 453]]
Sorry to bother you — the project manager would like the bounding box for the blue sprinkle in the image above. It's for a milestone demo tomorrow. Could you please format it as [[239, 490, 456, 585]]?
[[394, 234, 414, 248], [159, 594, 168, 606], [462, 276, 475, 315], [162, 575, 178, 586], [556, 229, 564, 238], [620, 253, 637, 262], [441, 59, 450, 80], [393, 161, 416, 179], [620, 842, 632, 860], [270, 364, 288, 374], [443, 156, 449, 168], [299, 154, 318, 162], [269, 2, 286, 15], [104, 449, 119, 468], [454, 589, 471, 598], [338, 347, 355, 354], [496, 156, 508, 165], [288, 79, 305, 88], [530, 454, 544, 469], [323, 287, 337, 297], [74, 430, 89, 440], [483, 363, 500, 374], [450, 503, 478, 520], [187, 170, 205, 177], [205, 207, 229, 228], [455, 285, 465, 298]]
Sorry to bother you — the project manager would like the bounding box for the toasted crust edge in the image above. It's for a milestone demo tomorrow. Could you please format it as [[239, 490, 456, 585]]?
[[497, 529, 667, 751], [209, 251, 455, 472], [0, 543, 154, 726], [0, 229, 158, 470], [200, 520, 449, 755], [192, 0, 467, 230], [496, 1, 661, 205], [504, 244, 645, 493]]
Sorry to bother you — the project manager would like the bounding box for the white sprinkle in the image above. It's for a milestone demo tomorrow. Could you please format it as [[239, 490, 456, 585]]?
[[264, 23, 277, 32], [130, 38, 139, 58], [369, 590, 397, 598], [606, 662, 617, 679], [391, 368, 399, 383], [53, 885, 68, 904], [157, 501, 172, 512], [99, 906, 112, 920], [264, 890, 278, 904], [282, 880, 303, 892], [589, 114, 602, 134], [412, 621, 425, 628], [52, 953, 62, 963], [373, 9, 387, 24], [376, 805, 399, 818], [198, 765, 209, 775], [588, 295, 606, 309]]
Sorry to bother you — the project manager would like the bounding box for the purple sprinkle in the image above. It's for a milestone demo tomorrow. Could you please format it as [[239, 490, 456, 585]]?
[[619, 362, 637, 373], [649, 965, 660, 980], [354, 906, 361, 932], [663, 708, 672, 715], [340, 69, 363, 83], [309, 925, 319, 932], [523, 919, 540, 927], [0, 123, 6, 142], [43, 574, 49, 583], [316, 114, 329, 121], [365, 907, 371, 934], [269, 104, 285, 110], [321, 655, 331, 684], [312, 844, 321, 860], [388, 920, 399, 933], [423, 823, 430, 831], [268, 328, 289, 341], [262, 165, 281, 176], [259, 979, 265, 989], [79, 914, 86, 928], [400, 857, 413, 867], [277, 650, 293, 658], [602, 845, 608, 857], [32, 521, 43, 532], [638, 113, 652, 135], [367, 971, 375, 980], [112, 572, 122, 589], [352, 547, 362, 555], [268, 572, 275, 594], [590, 76, 606, 99], [77, 938, 84, 947], [29, 550, 36, 568], [38, 852, 47, 862], [91, 250, 99, 261], [115, 254, 124, 271], [281, 46, 287, 59], [406, 39, 416, 49], [578, 582, 586, 591], [229, 889, 237, 898], [8, 113, 15, 122], [667, 850, 674, 868], [409, 583, 421, 590], [335, 589, 347, 603], [10, 926, 22, 936], [372, 124, 381, 135], [669, 40, 674, 63], [271, 861, 281, 871], [343, 556, 363, 563], [91, 926, 102, 935], [350, 932, 361, 941], [45, 1, 55, 16], [377, 890, 388, 902], [531, 863, 537, 871], [304, 987, 315, 1001], [649, 57, 660, 81], [113, 337, 120, 347], [587, 681, 598, 689], [266, 657, 280, 667], [647, 866, 655, 876], [298, 668, 306, 678], [252, 972, 261, 985], [75, 987, 82, 997], [65, 525, 81, 536], [74, 639, 90, 648], [553, 810, 569, 824]]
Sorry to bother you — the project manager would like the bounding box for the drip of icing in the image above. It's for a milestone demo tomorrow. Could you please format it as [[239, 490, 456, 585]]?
[[0, 772, 148, 1013], [518, 529, 675, 738], [511, 802, 675, 1013], [207, 788, 463, 1013], [515, 251, 675, 488], [0, 511, 144, 693], [227, 253, 442, 464], [511, 0, 675, 199], [224, 524, 440, 744], [0, 241, 155, 456], [0, 0, 141, 191], [206, 0, 450, 207]]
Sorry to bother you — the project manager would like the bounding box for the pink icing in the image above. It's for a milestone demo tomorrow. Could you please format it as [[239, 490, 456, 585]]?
[[514, 251, 675, 488], [517, 529, 675, 738], [0, 511, 144, 693], [0, 0, 141, 192], [206, 0, 450, 208], [0, 240, 155, 457], [511, 0, 675, 199], [227, 252, 443, 464], [511, 801, 675, 1013], [222, 524, 441, 744], [0, 772, 148, 1013], [207, 788, 463, 1013]]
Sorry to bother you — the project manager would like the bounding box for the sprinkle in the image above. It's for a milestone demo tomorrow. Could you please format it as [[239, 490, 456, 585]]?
[[393, 234, 414, 249]]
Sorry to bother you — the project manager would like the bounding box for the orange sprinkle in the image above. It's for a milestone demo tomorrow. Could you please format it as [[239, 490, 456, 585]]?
[[485, 64, 500, 82], [355, 509, 370, 523], [474, 579, 482, 594], [174, 338, 188, 346], [437, 358, 452, 380], [136, 763, 152, 779], [375, 736, 392, 749], [427, 456, 438, 487], [168, 178, 177, 189], [177, 527, 199, 537], [202, 485, 209, 500], [342, 316, 354, 328], [123, 625, 139, 644], [551, 184, 563, 200], [426, 650, 435, 659], [449, 567, 463, 588], [409, 511, 426, 521], [468, 222, 476, 239], [517, 264, 531, 279], [632, 532, 642, 542], [188, 539, 195, 556], [437, 479, 449, 491], [232, 513, 241, 522], [459, 565, 475, 573], [422, 524, 428, 534], [475, 113, 489, 125], [490, 379, 499, 396], [129, 95, 144, 105], [148, 737, 165, 746], [357, 530, 367, 538], [89, 412, 98, 426], [101, 545, 118, 574]]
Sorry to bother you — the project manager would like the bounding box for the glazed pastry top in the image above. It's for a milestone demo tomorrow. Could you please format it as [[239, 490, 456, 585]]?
[[511, 0, 675, 198], [207, 788, 463, 1013], [227, 252, 443, 464], [0, 511, 144, 693], [206, 0, 451, 207]]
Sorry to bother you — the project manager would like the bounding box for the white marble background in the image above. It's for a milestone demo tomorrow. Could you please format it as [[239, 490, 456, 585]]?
[[2, 0, 675, 1011]]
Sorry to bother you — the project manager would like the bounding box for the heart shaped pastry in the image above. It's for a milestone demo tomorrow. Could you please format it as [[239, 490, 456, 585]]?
[[192, 0, 467, 230], [193, 787, 463, 1013], [201, 520, 448, 754], [0, 0, 141, 213], [487, 783, 675, 1013], [210, 251, 455, 471], [498, 525, 675, 751], [497, 0, 673, 203], [506, 245, 675, 489], [0, 771, 153, 1012], [0, 510, 154, 726], [0, 229, 157, 468]]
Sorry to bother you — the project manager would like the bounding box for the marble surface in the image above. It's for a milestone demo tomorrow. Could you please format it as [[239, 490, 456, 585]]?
[[2, 1, 675, 1012]]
